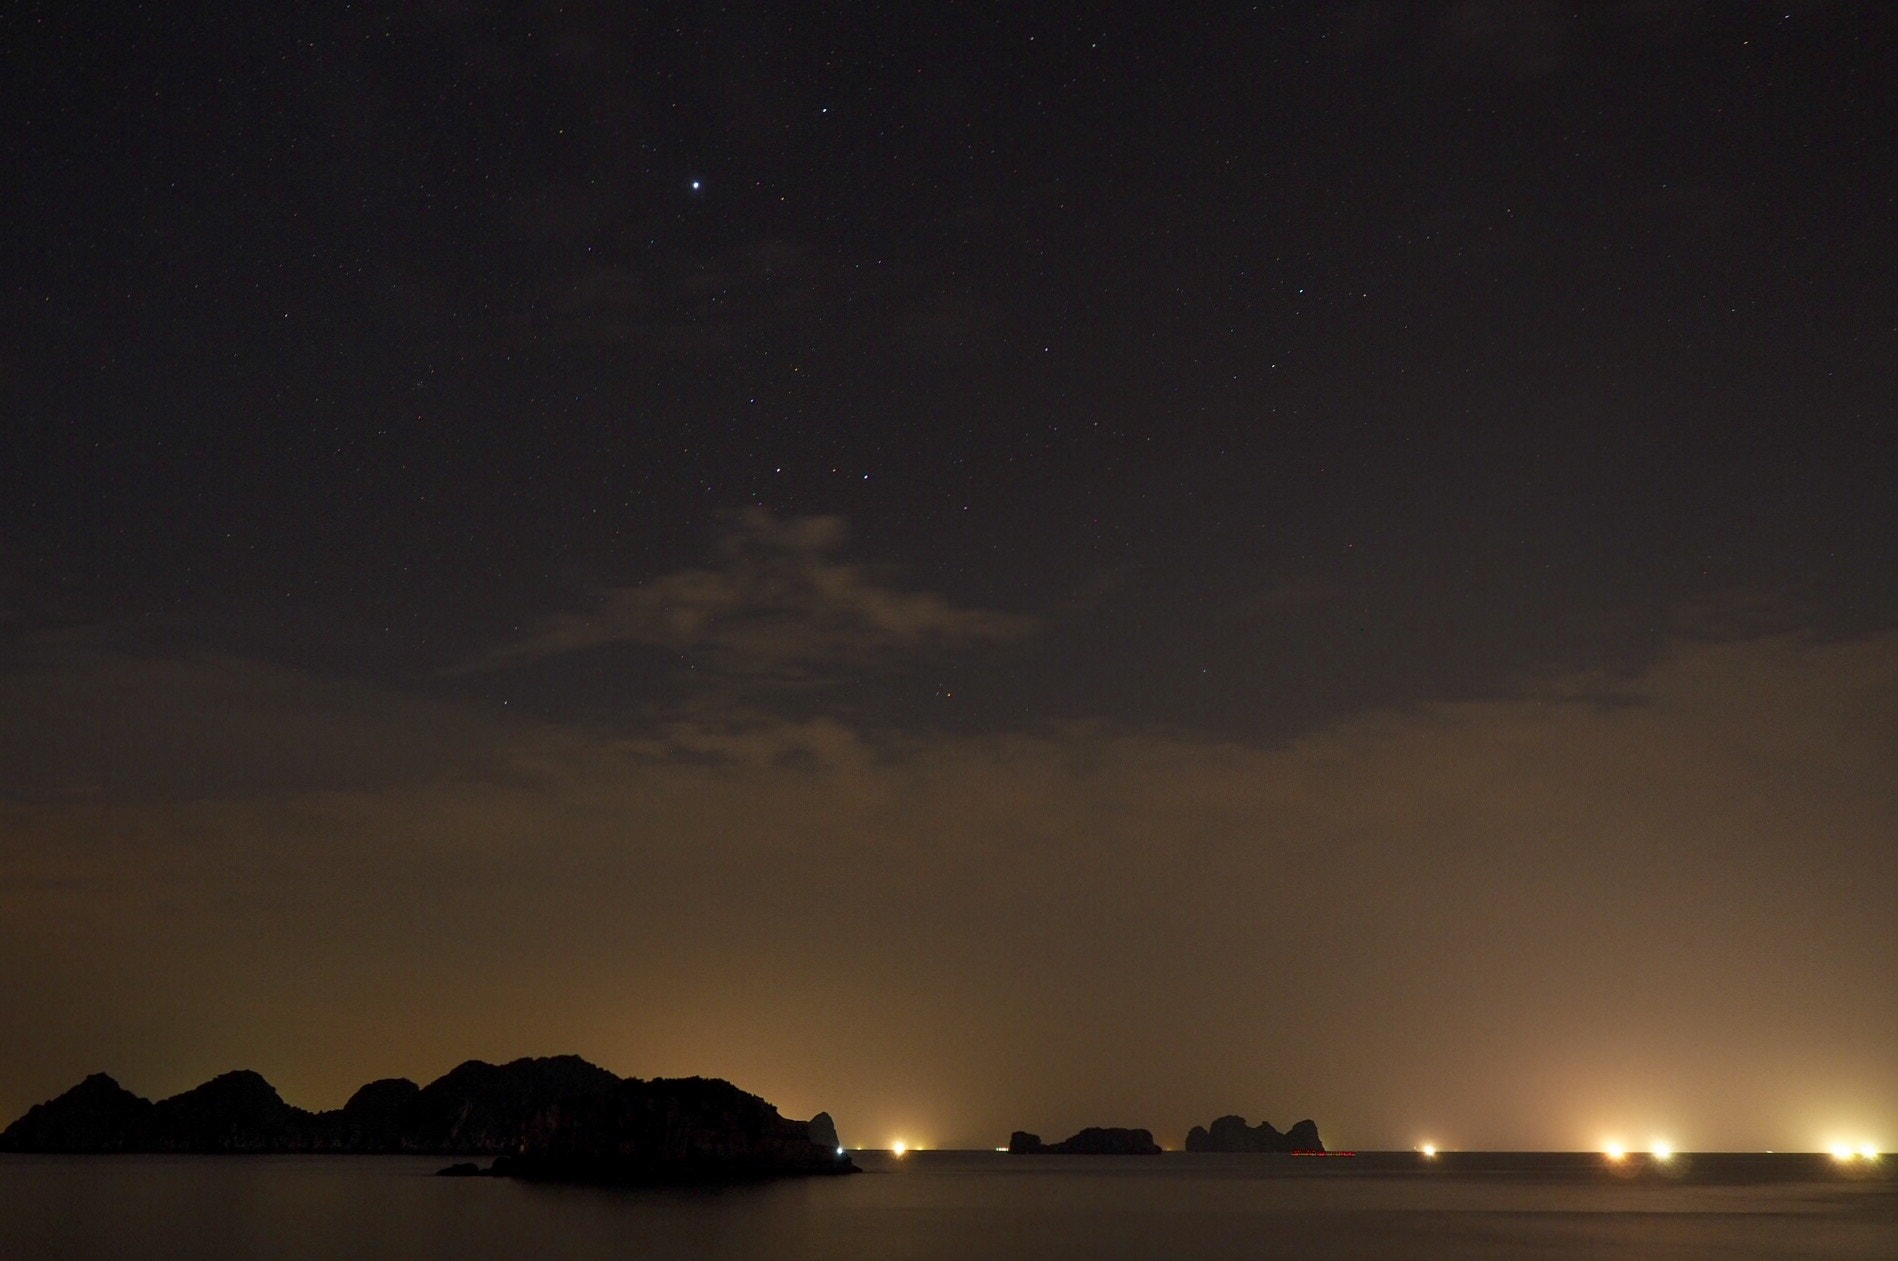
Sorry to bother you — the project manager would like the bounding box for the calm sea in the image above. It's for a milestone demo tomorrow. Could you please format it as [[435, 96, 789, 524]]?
[[1, 1150, 1892, 1260]]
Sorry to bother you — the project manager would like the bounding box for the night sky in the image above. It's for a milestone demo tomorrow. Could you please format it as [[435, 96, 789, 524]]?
[[3, 1, 1895, 1152]]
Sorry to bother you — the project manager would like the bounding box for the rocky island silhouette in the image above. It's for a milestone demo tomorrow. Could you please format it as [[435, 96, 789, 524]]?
[[1008, 1127, 1163, 1155], [1185, 1115, 1326, 1153], [0, 1055, 856, 1184], [1007, 1115, 1325, 1155]]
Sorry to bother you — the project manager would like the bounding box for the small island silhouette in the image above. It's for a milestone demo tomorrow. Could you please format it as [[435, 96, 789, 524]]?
[[1005, 1116, 1326, 1155], [1185, 1115, 1326, 1153], [1008, 1127, 1162, 1155], [0, 1056, 856, 1184]]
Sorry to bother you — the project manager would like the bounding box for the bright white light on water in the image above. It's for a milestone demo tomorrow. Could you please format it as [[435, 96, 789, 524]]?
[[1827, 1142, 1880, 1162], [1651, 1140, 1673, 1162], [836, 1146, 845, 1156], [891, 1140, 908, 1156], [1420, 1144, 1437, 1158], [1603, 1141, 1626, 1161]]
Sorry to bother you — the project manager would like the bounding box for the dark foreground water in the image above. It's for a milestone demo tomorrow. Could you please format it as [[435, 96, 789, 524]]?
[[2, 1151, 1893, 1260]]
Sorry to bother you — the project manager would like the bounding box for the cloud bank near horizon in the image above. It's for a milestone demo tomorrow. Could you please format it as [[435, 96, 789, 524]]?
[[1, 621, 1892, 1150]]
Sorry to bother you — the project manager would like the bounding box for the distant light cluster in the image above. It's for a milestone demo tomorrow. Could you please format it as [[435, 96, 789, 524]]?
[[1830, 1142, 1880, 1162]]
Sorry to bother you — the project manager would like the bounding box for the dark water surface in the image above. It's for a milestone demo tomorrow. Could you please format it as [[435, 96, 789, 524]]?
[[2, 1151, 1892, 1260]]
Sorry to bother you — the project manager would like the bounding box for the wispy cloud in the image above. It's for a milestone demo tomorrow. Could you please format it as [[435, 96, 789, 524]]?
[[460, 510, 1037, 678]]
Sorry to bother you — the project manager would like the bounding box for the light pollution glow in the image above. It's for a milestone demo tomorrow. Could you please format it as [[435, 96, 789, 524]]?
[[0, 633, 1892, 1150]]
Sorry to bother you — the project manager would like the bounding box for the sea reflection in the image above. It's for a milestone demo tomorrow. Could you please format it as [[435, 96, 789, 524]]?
[[1, 1152, 1892, 1261]]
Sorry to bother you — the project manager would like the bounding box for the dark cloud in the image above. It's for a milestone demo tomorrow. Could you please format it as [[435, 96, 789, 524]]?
[[536, 235, 995, 366], [1331, 1, 1806, 78], [0, 639, 510, 804], [539, 238, 836, 357], [1438, 0, 1576, 78]]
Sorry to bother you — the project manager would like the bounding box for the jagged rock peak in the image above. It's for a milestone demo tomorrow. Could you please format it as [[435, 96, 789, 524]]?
[[342, 1077, 420, 1114], [0, 1073, 152, 1152], [1184, 1114, 1324, 1153]]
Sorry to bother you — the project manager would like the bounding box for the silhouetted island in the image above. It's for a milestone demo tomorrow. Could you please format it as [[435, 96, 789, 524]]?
[[0, 1056, 856, 1184], [1183, 1114, 1325, 1153], [1008, 1127, 1161, 1155]]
